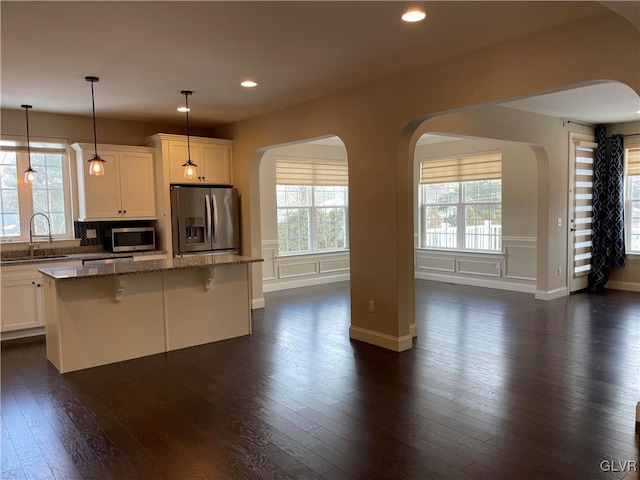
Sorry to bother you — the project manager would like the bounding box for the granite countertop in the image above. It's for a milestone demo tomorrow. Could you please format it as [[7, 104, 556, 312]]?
[[0, 249, 166, 267], [39, 254, 263, 281]]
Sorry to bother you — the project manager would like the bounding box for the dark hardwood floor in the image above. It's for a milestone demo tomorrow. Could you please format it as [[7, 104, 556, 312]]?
[[2, 280, 639, 480]]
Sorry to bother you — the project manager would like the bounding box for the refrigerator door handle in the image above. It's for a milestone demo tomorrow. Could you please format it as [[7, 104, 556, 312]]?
[[204, 194, 212, 245], [212, 194, 219, 244]]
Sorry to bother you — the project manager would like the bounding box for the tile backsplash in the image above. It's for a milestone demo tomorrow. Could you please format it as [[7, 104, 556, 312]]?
[[74, 220, 157, 247]]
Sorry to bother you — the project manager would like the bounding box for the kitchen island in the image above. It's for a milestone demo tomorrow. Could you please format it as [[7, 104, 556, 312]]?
[[40, 254, 262, 373]]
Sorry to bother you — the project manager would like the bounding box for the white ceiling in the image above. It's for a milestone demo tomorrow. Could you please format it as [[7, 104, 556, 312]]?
[[1, 1, 638, 127]]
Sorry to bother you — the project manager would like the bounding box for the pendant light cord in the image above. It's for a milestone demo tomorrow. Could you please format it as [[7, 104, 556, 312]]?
[[23, 105, 32, 168], [185, 92, 191, 159], [90, 79, 98, 158]]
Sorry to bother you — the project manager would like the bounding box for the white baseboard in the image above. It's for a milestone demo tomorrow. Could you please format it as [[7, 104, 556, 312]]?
[[349, 326, 413, 352], [415, 271, 535, 294], [410, 323, 418, 337], [1, 327, 45, 341], [251, 297, 265, 309], [535, 287, 568, 301], [263, 273, 349, 292], [607, 281, 640, 292]]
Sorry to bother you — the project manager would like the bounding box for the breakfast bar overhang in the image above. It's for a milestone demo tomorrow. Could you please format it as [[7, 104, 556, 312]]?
[[40, 254, 262, 373]]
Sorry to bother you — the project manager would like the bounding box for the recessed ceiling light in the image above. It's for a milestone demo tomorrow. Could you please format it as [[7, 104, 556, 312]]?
[[402, 9, 426, 23], [241, 80, 258, 88], [177, 107, 190, 112], [636, 110, 640, 114]]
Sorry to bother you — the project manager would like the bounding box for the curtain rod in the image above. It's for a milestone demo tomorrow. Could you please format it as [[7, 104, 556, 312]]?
[[563, 120, 592, 128], [563, 120, 640, 138]]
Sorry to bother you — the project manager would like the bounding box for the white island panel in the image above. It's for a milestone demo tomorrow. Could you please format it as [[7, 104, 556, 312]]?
[[164, 264, 251, 351], [44, 273, 166, 373]]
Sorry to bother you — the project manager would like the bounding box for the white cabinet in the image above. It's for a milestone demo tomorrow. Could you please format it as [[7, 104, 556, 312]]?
[[146, 134, 232, 185], [1, 261, 81, 333], [73, 143, 156, 221]]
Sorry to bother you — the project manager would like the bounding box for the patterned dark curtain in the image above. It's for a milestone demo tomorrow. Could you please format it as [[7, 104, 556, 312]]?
[[588, 127, 626, 292]]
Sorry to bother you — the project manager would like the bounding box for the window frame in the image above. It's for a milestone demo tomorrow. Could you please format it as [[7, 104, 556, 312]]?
[[418, 151, 503, 253], [624, 139, 640, 255], [0, 135, 74, 242], [276, 184, 349, 256], [419, 180, 502, 252]]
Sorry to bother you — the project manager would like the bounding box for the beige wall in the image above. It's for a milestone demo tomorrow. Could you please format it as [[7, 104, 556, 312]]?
[[221, 11, 639, 350]]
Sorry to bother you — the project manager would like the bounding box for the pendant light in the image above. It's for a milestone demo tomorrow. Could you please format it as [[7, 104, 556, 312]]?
[[86, 76, 105, 176], [21, 105, 37, 184], [181, 90, 197, 179]]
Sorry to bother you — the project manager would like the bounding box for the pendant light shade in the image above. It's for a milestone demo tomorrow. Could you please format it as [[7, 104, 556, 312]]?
[[21, 104, 37, 184], [86, 76, 106, 176], [181, 90, 197, 179]]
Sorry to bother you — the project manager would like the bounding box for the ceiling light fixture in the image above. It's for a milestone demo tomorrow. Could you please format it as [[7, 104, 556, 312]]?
[[241, 80, 258, 88], [21, 104, 37, 184], [181, 90, 197, 179], [402, 9, 426, 23], [85, 76, 105, 176], [177, 106, 191, 112]]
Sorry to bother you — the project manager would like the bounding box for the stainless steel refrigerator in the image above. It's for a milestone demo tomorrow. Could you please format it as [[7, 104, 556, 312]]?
[[170, 185, 240, 256]]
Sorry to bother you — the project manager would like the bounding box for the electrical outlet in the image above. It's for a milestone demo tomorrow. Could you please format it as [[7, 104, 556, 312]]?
[[368, 300, 375, 313], [86, 229, 97, 239]]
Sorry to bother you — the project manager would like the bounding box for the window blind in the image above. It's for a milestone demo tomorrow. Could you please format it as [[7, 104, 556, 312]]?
[[627, 147, 640, 176], [572, 142, 596, 277], [420, 152, 501, 184], [276, 158, 348, 186]]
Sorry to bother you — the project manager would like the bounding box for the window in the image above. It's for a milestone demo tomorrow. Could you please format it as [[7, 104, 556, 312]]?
[[276, 159, 348, 255], [625, 145, 640, 253], [0, 137, 72, 241], [419, 152, 502, 251]]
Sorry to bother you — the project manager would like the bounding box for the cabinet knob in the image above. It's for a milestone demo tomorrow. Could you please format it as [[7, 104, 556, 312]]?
[[118, 210, 122, 214], [37, 284, 41, 288], [32, 281, 35, 285], [123, 210, 127, 214]]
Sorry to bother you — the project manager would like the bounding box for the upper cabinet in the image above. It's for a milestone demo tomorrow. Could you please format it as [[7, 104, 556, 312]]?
[[145, 134, 233, 185], [72, 143, 156, 221]]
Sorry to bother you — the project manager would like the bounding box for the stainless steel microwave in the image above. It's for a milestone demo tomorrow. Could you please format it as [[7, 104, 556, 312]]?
[[104, 227, 155, 252]]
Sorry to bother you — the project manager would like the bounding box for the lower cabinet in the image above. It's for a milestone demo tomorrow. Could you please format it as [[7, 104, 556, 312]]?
[[1, 275, 43, 331], [1, 262, 81, 334]]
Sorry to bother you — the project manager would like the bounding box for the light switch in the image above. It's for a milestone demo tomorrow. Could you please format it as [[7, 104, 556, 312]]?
[[557, 218, 562, 227]]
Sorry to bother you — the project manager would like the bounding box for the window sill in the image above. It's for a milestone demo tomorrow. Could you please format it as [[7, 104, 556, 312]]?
[[276, 249, 349, 260], [0, 238, 80, 250], [416, 247, 504, 256]]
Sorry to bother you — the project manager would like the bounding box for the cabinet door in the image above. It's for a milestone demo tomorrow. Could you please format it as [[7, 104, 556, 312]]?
[[202, 144, 231, 184], [81, 151, 121, 219], [1, 277, 43, 331], [168, 142, 202, 184], [119, 152, 156, 218]]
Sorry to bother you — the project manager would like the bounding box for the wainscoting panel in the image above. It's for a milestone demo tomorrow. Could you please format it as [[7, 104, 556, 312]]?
[[262, 241, 350, 291], [320, 258, 350, 273], [261, 241, 278, 281], [505, 245, 536, 281], [457, 259, 501, 277], [278, 262, 318, 279], [416, 256, 455, 272], [415, 241, 536, 294]]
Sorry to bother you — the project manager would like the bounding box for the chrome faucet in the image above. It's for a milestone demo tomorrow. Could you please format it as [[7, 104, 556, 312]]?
[[28, 213, 53, 257]]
